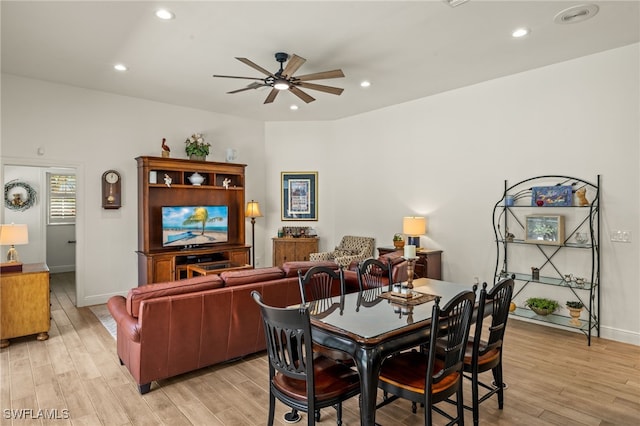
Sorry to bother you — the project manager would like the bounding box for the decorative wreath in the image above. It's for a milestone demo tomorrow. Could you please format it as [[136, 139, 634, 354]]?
[[4, 180, 38, 211]]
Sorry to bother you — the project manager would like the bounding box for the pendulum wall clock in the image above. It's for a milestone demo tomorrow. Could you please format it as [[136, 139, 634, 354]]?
[[102, 170, 122, 209]]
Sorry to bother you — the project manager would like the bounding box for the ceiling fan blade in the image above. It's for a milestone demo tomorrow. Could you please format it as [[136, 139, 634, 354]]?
[[294, 69, 345, 81], [297, 82, 344, 96], [227, 82, 266, 94], [289, 86, 315, 103], [213, 74, 265, 81], [236, 57, 275, 77], [264, 88, 279, 104], [281, 54, 306, 78]]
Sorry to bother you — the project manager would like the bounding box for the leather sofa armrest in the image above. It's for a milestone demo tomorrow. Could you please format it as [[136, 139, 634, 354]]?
[[107, 295, 141, 343]]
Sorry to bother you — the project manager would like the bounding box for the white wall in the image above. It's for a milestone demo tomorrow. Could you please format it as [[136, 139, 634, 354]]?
[[264, 44, 640, 344], [2, 44, 638, 344], [1, 75, 265, 306]]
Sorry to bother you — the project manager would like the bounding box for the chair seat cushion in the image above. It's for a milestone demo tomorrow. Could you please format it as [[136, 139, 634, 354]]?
[[463, 340, 501, 367], [379, 350, 460, 396], [273, 355, 360, 401]]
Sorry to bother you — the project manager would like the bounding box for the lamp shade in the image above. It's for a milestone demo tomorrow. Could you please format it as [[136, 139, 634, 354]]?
[[0, 224, 29, 245], [403, 217, 426, 236], [245, 200, 263, 218]]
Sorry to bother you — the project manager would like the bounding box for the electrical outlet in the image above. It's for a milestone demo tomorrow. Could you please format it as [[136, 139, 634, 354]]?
[[611, 230, 632, 243]]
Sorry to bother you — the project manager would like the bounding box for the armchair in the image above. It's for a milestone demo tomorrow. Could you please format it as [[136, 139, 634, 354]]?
[[309, 235, 375, 268]]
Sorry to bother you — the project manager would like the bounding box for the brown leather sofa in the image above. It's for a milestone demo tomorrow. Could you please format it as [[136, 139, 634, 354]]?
[[107, 261, 337, 394], [107, 255, 407, 394]]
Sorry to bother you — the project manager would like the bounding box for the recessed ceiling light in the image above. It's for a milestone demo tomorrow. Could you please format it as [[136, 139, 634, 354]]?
[[155, 9, 175, 20], [512, 28, 530, 38], [114, 64, 127, 72], [554, 4, 599, 24], [360, 81, 371, 88], [290, 105, 298, 111]]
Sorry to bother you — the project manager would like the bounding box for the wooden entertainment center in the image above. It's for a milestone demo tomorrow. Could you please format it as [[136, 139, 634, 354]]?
[[136, 156, 250, 284]]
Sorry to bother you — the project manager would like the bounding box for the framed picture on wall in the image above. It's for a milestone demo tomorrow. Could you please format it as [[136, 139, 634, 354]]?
[[281, 172, 318, 221]]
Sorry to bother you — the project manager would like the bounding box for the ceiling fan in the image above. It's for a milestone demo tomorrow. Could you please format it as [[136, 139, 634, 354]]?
[[213, 52, 344, 104]]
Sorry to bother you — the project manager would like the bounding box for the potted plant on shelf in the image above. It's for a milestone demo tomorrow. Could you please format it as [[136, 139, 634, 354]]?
[[566, 300, 584, 325], [525, 297, 559, 316], [393, 233, 405, 250], [185, 133, 210, 160]]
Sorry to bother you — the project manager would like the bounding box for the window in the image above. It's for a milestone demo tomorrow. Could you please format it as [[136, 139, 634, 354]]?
[[48, 173, 76, 224]]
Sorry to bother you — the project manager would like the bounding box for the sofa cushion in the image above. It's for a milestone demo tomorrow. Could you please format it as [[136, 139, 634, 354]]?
[[282, 261, 338, 278], [220, 267, 285, 287], [126, 274, 224, 318]]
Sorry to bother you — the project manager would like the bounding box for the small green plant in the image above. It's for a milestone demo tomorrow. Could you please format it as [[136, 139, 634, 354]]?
[[526, 297, 559, 312], [566, 300, 584, 309], [393, 233, 403, 242]]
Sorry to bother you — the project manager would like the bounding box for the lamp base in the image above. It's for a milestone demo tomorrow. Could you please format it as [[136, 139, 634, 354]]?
[[407, 236, 420, 248]]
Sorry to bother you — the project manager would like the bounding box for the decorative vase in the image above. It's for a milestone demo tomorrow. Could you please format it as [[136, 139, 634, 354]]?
[[509, 302, 516, 312], [188, 172, 205, 186], [568, 307, 583, 325], [189, 154, 206, 161], [393, 240, 405, 250]]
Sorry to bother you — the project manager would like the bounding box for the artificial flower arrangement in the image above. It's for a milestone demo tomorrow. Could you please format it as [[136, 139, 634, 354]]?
[[185, 133, 211, 157]]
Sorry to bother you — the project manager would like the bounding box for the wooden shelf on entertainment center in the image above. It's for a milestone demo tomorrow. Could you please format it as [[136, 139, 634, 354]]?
[[136, 156, 248, 284]]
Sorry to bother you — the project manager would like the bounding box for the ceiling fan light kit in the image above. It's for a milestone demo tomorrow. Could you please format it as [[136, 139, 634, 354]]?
[[213, 52, 344, 105]]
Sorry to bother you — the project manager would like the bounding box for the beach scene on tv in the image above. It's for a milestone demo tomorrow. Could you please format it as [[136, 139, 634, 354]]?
[[162, 206, 228, 247]]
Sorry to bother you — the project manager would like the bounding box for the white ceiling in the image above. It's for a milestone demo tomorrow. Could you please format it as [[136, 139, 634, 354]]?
[[2, 1, 638, 122]]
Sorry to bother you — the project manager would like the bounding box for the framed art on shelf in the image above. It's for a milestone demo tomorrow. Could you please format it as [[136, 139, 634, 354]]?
[[531, 186, 573, 207], [281, 171, 318, 221], [525, 214, 565, 245]]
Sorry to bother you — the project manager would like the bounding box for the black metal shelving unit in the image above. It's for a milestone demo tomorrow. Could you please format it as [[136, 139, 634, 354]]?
[[493, 175, 600, 345]]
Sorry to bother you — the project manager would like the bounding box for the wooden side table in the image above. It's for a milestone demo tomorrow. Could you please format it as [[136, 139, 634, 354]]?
[[377, 247, 443, 280], [0, 263, 50, 348]]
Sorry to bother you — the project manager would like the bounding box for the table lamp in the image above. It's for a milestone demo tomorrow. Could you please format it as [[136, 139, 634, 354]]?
[[245, 200, 263, 267], [0, 223, 29, 267], [403, 216, 426, 248]]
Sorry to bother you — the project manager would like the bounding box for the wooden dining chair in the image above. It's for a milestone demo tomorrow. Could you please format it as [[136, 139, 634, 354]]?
[[463, 277, 514, 425], [298, 265, 345, 304], [357, 257, 394, 291], [251, 291, 361, 426], [377, 289, 476, 425]]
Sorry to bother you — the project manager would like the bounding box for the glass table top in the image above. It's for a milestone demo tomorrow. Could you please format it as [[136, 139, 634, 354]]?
[[309, 278, 478, 340]]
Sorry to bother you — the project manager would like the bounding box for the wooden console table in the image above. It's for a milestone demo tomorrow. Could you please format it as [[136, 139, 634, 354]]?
[[377, 247, 443, 280], [0, 263, 50, 348]]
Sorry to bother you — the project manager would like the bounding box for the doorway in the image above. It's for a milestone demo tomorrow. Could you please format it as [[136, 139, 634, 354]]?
[[2, 161, 79, 306]]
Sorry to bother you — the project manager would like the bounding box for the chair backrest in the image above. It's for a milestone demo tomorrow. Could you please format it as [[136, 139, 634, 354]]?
[[357, 258, 393, 291], [428, 289, 476, 387], [298, 265, 345, 304], [472, 277, 514, 358], [251, 290, 315, 392], [338, 235, 375, 257]]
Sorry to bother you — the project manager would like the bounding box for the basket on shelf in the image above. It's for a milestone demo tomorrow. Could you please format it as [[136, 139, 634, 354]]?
[[530, 306, 555, 316]]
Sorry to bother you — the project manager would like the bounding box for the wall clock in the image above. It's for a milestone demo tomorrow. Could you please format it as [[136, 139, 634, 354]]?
[[102, 170, 122, 209]]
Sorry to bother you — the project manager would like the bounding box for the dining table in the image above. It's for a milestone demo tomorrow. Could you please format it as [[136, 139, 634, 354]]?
[[308, 277, 478, 426]]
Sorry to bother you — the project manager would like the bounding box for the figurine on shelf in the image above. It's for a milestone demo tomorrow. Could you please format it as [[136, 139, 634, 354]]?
[[163, 174, 172, 187], [222, 177, 231, 189], [161, 138, 170, 158], [575, 187, 589, 206]]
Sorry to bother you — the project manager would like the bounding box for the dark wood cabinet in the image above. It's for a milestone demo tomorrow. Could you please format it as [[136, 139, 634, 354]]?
[[136, 156, 249, 284], [272, 237, 319, 266], [377, 247, 443, 280]]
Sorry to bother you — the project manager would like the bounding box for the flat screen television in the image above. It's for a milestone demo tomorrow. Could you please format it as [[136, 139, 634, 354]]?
[[161, 205, 229, 248]]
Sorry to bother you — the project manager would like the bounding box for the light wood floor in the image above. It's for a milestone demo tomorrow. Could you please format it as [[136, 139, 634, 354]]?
[[1, 272, 639, 425]]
